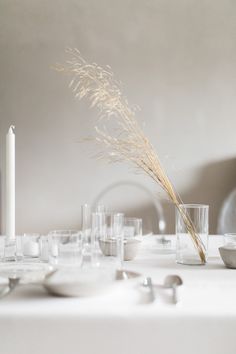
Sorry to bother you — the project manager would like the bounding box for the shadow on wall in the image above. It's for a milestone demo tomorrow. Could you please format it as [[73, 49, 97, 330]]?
[[181, 158, 236, 234]]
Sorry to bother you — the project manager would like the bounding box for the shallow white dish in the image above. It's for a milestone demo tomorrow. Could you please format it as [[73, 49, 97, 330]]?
[[44, 268, 142, 297], [0, 262, 53, 284]]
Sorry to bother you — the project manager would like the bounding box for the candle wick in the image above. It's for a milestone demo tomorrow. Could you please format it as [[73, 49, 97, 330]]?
[[9, 125, 15, 133]]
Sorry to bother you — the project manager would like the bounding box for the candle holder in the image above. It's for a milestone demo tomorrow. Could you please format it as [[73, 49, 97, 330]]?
[[20, 234, 41, 261], [2, 237, 22, 262]]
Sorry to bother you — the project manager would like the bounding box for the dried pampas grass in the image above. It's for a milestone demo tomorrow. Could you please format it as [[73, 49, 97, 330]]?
[[55, 48, 206, 263]]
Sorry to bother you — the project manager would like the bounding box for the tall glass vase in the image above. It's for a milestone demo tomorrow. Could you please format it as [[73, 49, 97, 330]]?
[[176, 204, 209, 265]]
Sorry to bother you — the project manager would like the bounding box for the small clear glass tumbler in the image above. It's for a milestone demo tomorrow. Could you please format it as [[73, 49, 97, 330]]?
[[81, 204, 92, 256], [123, 217, 142, 261], [21, 234, 41, 260], [48, 230, 83, 267], [124, 217, 142, 239], [2, 236, 23, 262], [39, 235, 49, 262], [176, 204, 209, 265], [91, 212, 124, 268], [224, 233, 236, 249]]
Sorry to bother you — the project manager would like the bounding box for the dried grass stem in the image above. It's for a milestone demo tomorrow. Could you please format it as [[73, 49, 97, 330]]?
[[56, 48, 206, 264]]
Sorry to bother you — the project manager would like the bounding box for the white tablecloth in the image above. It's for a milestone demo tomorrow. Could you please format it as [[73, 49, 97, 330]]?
[[0, 235, 235, 354]]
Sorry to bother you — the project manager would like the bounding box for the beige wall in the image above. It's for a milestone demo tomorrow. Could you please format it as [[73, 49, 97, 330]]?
[[0, 0, 236, 234]]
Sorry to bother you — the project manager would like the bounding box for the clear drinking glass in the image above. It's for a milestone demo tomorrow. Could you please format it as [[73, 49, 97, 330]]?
[[95, 204, 106, 213], [2, 236, 23, 261], [91, 212, 124, 268], [1, 237, 15, 261], [39, 235, 49, 262], [123, 217, 142, 261], [81, 204, 92, 255], [224, 233, 236, 249], [21, 234, 41, 260], [176, 204, 209, 265], [48, 230, 83, 267], [124, 217, 142, 239]]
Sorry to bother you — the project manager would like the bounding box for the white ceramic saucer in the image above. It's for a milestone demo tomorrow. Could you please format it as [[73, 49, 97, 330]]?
[[0, 262, 53, 284]]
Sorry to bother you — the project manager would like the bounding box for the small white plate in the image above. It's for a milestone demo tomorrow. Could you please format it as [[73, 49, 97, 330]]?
[[44, 268, 142, 297], [0, 262, 53, 284]]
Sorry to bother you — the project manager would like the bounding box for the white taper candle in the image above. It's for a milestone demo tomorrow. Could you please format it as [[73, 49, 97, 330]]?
[[6, 125, 15, 239]]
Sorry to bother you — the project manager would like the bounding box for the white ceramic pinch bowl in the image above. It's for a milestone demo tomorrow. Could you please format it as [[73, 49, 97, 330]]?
[[219, 246, 236, 269]]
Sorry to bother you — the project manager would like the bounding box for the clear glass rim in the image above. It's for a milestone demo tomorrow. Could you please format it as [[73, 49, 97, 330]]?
[[49, 234, 82, 240], [179, 203, 209, 209], [124, 217, 142, 221], [92, 212, 124, 217], [48, 230, 80, 236], [108, 212, 124, 217], [224, 233, 236, 237]]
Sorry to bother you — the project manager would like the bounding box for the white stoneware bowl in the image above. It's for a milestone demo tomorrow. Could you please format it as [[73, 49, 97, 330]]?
[[219, 246, 236, 269], [99, 238, 141, 261]]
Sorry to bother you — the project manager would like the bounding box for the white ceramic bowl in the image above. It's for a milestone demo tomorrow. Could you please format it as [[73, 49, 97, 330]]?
[[219, 246, 236, 269], [99, 238, 141, 261]]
